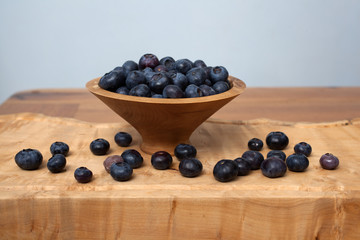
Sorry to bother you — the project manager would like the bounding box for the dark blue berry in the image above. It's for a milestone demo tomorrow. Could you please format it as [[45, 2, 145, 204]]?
[[50, 141, 69, 156], [160, 56, 176, 70], [179, 158, 203, 178], [138, 53, 159, 70], [212, 81, 230, 94], [110, 162, 133, 181], [126, 70, 146, 89], [213, 159, 238, 182], [185, 84, 203, 98], [114, 132, 132, 147], [199, 85, 216, 96], [74, 167, 93, 183], [115, 86, 129, 95], [47, 154, 66, 173], [168, 72, 188, 91], [286, 154, 309, 172], [121, 149, 143, 169], [151, 151, 173, 170], [175, 59, 193, 74], [233, 157, 251, 176], [241, 150, 264, 170], [248, 138, 263, 151], [149, 72, 170, 94], [294, 142, 312, 157], [129, 84, 151, 97], [162, 85, 184, 98], [193, 59, 207, 68], [122, 60, 138, 76], [319, 153, 339, 170], [266, 131, 289, 150], [210, 66, 229, 83], [186, 67, 206, 86], [103, 155, 124, 173], [15, 148, 43, 170], [260, 157, 287, 178], [267, 150, 286, 161], [98, 70, 125, 91], [174, 143, 197, 160], [90, 138, 110, 155]]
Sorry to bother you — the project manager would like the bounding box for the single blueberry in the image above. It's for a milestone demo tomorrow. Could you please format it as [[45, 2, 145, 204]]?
[[74, 167, 93, 183], [47, 154, 66, 173], [162, 85, 184, 98], [260, 157, 287, 178], [149, 72, 170, 94], [90, 138, 110, 155], [98, 70, 125, 91], [193, 59, 207, 68], [286, 154, 309, 172], [247, 138, 263, 151], [213, 159, 238, 182], [233, 157, 251, 176], [266, 131, 289, 150], [138, 53, 159, 70], [210, 66, 229, 83], [186, 67, 206, 86], [129, 84, 151, 97], [151, 151, 173, 170], [115, 86, 130, 95], [267, 150, 286, 161], [294, 142, 312, 157], [168, 72, 188, 91], [175, 59, 193, 74], [212, 81, 230, 94], [125, 70, 146, 89], [174, 143, 197, 160], [122, 60, 138, 76], [121, 149, 143, 168], [159, 56, 176, 70], [179, 158, 203, 178], [319, 153, 339, 170], [114, 132, 132, 147], [50, 141, 69, 156], [241, 150, 264, 170], [199, 85, 216, 96], [185, 84, 203, 98], [110, 162, 133, 181], [15, 148, 43, 170], [103, 155, 124, 173]]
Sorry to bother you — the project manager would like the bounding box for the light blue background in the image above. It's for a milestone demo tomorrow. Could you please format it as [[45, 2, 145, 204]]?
[[1, 0, 359, 103]]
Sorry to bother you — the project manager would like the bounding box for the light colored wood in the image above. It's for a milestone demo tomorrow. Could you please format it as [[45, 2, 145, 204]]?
[[86, 76, 246, 154], [0, 113, 359, 239]]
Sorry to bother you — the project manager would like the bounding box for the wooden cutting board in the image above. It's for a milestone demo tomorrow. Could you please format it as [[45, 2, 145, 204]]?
[[0, 113, 359, 239]]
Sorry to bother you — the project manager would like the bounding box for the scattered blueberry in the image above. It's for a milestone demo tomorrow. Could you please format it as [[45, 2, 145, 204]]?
[[248, 138, 263, 151], [267, 150, 286, 161], [233, 157, 251, 176], [90, 138, 110, 155], [47, 154, 66, 173], [151, 151, 173, 170], [174, 143, 197, 160], [103, 155, 124, 173], [266, 131, 289, 150], [15, 148, 43, 170], [213, 159, 238, 182], [294, 142, 312, 157], [110, 162, 133, 181], [286, 154, 309, 172], [319, 153, 339, 170], [241, 150, 264, 170], [260, 157, 287, 178], [179, 158, 203, 177], [50, 141, 69, 156], [74, 167, 93, 183], [114, 132, 132, 147], [121, 149, 143, 169]]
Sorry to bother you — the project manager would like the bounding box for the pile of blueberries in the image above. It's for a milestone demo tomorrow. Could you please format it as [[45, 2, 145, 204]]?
[[98, 53, 231, 98], [14, 131, 339, 183]]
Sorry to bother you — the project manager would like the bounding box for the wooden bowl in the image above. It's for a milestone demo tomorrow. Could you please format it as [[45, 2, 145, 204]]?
[[86, 76, 246, 154]]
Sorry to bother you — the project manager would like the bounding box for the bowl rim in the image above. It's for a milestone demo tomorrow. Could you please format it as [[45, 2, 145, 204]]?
[[86, 75, 246, 105]]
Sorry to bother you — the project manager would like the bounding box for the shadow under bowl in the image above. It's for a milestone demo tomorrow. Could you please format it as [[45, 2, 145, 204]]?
[[86, 76, 246, 154]]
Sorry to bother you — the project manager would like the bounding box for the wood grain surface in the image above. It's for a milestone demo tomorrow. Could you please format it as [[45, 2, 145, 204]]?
[[0, 113, 359, 239], [1, 87, 359, 123]]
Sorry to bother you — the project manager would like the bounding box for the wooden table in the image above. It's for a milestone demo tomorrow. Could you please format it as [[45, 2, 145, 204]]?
[[1, 87, 360, 240]]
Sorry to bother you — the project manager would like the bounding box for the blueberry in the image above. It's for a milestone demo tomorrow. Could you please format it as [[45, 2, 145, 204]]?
[[186, 67, 206, 86], [121, 149, 143, 169], [241, 150, 264, 170], [210, 66, 229, 83], [114, 132, 132, 147], [193, 59, 207, 68], [149, 72, 170, 94], [260, 157, 287, 178], [168, 72, 188, 91], [151, 151, 173, 170], [74, 167, 93, 183], [199, 85, 216, 96], [98, 70, 125, 91], [144, 71, 157, 84], [15, 148, 43, 170], [267, 150, 286, 161], [319, 153, 339, 170], [47, 154, 66, 173], [175, 59, 193, 74], [233, 157, 251, 176], [159, 56, 175, 70], [115, 86, 129, 95], [138, 53, 159, 70], [213, 159, 238, 182], [247, 138, 263, 151], [212, 81, 230, 94], [90, 138, 110, 155], [129, 84, 151, 97], [126, 70, 146, 89], [179, 158, 203, 178], [110, 162, 133, 181], [103, 155, 124, 173], [122, 60, 138, 76], [153, 65, 168, 73], [174, 143, 197, 160], [111, 66, 127, 85], [286, 154, 309, 172], [50, 141, 69, 156], [185, 84, 203, 98], [162, 85, 184, 98], [266, 131, 289, 150], [294, 142, 312, 157], [152, 94, 163, 98]]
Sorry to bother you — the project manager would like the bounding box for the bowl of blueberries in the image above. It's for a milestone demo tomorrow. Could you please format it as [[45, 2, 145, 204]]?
[[86, 53, 246, 154]]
